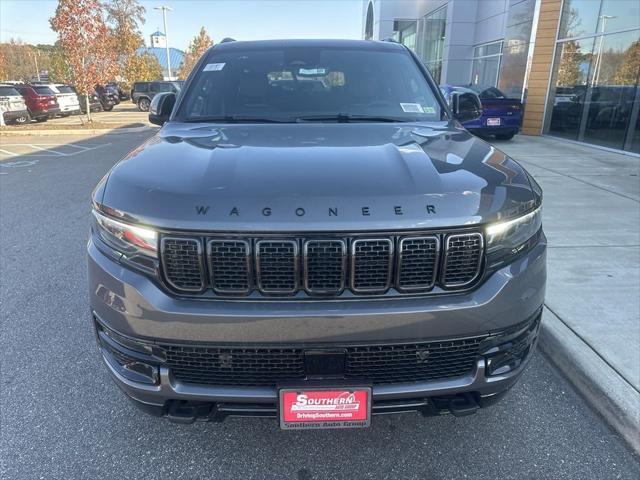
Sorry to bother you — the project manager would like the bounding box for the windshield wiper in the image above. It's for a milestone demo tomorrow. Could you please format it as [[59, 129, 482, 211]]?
[[295, 114, 406, 123], [183, 115, 291, 123]]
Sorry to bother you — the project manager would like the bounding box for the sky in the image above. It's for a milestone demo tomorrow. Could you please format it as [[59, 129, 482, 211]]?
[[0, 0, 364, 49]]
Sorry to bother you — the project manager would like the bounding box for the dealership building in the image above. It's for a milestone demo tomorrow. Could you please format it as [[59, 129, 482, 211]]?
[[362, 0, 639, 154]]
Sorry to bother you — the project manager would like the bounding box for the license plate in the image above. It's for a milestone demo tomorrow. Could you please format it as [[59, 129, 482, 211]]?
[[279, 387, 371, 430], [487, 117, 501, 126]]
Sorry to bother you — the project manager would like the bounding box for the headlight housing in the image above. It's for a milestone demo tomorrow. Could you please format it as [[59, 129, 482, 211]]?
[[92, 209, 158, 260], [485, 207, 542, 268]]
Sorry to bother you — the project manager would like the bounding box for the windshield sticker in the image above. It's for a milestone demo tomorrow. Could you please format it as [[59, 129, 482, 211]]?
[[203, 63, 226, 72], [423, 106, 436, 114], [400, 103, 424, 113]]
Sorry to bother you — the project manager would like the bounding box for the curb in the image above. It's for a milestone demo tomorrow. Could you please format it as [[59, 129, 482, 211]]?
[[0, 125, 154, 136], [539, 308, 640, 455]]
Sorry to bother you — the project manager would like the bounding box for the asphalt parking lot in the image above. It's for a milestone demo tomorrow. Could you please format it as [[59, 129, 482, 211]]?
[[1, 131, 639, 479]]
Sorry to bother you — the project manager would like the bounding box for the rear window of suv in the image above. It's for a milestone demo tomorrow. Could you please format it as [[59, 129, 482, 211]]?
[[177, 45, 444, 122], [55, 85, 74, 94], [33, 86, 55, 95]]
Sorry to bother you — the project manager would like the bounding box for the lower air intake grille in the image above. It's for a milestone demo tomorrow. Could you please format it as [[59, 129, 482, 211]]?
[[442, 233, 483, 287], [164, 336, 485, 387], [161, 238, 204, 291]]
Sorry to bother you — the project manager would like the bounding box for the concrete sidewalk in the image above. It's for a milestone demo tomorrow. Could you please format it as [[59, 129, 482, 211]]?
[[496, 135, 640, 452]]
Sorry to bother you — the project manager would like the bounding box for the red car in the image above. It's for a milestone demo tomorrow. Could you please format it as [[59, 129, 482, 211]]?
[[14, 84, 60, 122]]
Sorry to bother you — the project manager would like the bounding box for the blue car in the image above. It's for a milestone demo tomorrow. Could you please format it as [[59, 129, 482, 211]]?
[[441, 85, 523, 140]]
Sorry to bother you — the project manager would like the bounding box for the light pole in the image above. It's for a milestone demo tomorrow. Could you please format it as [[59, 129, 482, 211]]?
[[155, 5, 173, 80], [592, 15, 616, 87]]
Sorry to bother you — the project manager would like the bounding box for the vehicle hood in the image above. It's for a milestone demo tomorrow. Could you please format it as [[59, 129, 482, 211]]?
[[100, 122, 536, 232]]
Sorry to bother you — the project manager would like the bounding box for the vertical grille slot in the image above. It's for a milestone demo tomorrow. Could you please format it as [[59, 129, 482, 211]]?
[[161, 237, 204, 292], [208, 240, 251, 294], [397, 236, 440, 291], [303, 239, 346, 294], [351, 238, 393, 293], [256, 240, 299, 294], [442, 233, 483, 287]]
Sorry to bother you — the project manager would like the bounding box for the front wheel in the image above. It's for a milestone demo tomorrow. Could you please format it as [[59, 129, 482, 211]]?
[[495, 132, 515, 140], [138, 98, 150, 112], [102, 105, 114, 112]]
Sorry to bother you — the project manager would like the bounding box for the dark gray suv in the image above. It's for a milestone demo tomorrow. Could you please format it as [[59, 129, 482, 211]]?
[[89, 39, 545, 428]]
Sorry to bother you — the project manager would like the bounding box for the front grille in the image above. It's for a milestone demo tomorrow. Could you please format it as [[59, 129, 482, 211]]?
[[442, 233, 483, 287], [396, 236, 439, 291], [161, 238, 204, 291], [164, 336, 485, 387], [160, 230, 484, 297], [256, 240, 298, 294], [208, 240, 251, 294]]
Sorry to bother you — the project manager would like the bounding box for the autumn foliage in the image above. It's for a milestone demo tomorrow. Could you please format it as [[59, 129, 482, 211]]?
[[178, 27, 214, 79], [50, 0, 117, 119]]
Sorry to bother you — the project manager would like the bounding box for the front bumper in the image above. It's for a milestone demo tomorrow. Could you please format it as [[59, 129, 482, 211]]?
[[88, 234, 546, 419]]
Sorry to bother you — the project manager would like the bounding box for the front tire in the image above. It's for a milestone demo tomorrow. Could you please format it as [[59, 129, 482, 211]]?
[[138, 98, 150, 112]]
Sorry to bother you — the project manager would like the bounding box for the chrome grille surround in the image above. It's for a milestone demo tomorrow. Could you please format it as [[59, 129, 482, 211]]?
[[160, 230, 485, 298]]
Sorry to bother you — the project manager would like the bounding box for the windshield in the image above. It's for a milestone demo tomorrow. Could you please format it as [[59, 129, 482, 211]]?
[[177, 46, 444, 122]]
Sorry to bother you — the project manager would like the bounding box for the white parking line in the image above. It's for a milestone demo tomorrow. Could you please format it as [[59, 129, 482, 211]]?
[[0, 142, 111, 159], [29, 144, 65, 155]]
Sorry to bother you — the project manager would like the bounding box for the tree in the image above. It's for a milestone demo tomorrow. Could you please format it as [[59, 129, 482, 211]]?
[[613, 40, 640, 85], [105, 0, 146, 84], [125, 52, 163, 82], [0, 40, 38, 81], [50, 0, 117, 121], [556, 40, 584, 87], [178, 27, 213, 79]]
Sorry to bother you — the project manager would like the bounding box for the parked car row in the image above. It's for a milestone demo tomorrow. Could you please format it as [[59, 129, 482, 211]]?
[[0, 82, 128, 125]]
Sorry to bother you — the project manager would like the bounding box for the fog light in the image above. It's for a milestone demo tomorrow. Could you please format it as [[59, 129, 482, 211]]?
[[121, 360, 159, 384]]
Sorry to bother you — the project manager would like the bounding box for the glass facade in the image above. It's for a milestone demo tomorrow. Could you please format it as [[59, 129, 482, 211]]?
[[471, 41, 503, 87], [419, 6, 447, 83], [547, 0, 640, 153]]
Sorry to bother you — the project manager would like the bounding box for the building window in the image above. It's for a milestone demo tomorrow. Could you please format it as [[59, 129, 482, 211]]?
[[419, 6, 447, 83], [546, 0, 640, 153], [471, 41, 503, 87], [395, 20, 417, 51]]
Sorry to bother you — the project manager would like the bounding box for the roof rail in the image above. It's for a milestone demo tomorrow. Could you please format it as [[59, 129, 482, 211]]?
[[220, 37, 236, 43]]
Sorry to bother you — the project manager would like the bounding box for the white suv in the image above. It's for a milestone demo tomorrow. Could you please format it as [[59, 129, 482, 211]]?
[[43, 84, 81, 116]]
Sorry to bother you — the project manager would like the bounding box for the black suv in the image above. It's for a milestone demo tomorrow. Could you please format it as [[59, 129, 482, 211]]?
[[130, 81, 183, 111]]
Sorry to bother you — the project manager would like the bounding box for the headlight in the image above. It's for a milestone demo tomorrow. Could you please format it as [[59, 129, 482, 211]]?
[[485, 207, 542, 265], [92, 209, 157, 259]]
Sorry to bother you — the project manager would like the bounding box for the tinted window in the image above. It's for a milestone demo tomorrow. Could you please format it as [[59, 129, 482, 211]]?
[[156, 82, 174, 93], [33, 86, 55, 95], [0, 86, 20, 96], [55, 85, 74, 94], [469, 86, 506, 99], [178, 46, 443, 122], [134, 83, 149, 92]]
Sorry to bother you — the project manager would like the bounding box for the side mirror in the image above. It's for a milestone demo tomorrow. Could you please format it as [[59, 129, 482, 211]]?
[[149, 92, 176, 126], [450, 91, 482, 123]]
